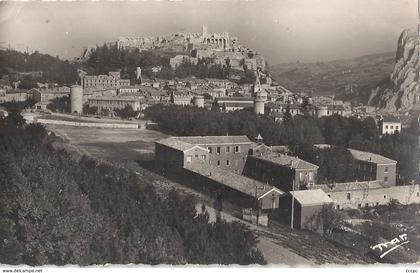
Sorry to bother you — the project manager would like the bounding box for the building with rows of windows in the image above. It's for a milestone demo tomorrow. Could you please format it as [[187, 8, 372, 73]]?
[[81, 71, 130, 90]]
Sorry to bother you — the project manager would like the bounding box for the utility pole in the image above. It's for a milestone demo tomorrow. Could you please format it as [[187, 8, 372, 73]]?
[[291, 179, 295, 229]]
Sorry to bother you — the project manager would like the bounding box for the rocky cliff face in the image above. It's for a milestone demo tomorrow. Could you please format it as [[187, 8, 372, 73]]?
[[368, 29, 419, 112]]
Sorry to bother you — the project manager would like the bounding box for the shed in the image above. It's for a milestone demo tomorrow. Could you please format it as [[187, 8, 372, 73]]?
[[278, 189, 332, 231]]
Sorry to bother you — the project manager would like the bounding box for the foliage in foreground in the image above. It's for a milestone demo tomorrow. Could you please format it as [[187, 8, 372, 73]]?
[[0, 111, 265, 265]]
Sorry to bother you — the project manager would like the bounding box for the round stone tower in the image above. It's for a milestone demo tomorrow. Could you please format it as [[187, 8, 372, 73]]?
[[70, 85, 83, 114], [254, 89, 267, 115], [193, 95, 205, 108]]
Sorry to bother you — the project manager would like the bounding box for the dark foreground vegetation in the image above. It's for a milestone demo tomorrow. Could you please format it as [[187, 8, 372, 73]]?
[[144, 104, 419, 184], [0, 106, 265, 265]]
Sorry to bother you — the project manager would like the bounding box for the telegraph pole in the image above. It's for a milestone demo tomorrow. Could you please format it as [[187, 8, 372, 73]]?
[[291, 179, 295, 229]]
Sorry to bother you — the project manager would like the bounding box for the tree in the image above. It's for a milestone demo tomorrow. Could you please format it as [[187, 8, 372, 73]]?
[[83, 104, 98, 115], [282, 103, 292, 125], [307, 204, 344, 237], [114, 105, 136, 119], [300, 96, 311, 116]]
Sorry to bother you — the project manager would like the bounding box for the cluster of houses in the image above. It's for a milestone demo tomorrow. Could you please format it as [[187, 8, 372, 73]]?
[[154, 135, 419, 231]]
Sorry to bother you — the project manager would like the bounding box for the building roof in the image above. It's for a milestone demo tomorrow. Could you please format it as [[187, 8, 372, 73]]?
[[382, 116, 401, 123], [223, 102, 254, 108], [185, 164, 283, 199], [348, 148, 397, 164], [251, 150, 319, 170], [289, 189, 332, 206], [88, 96, 143, 102], [156, 137, 197, 152], [173, 135, 252, 145], [308, 180, 388, 192], [217, 97, 254, 102]]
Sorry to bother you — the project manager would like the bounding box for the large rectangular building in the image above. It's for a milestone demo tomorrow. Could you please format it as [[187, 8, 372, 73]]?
[[244, 151, 318, 192], [348, 148, 397, 186], [155, 135, 252, 174], [82, 71, 130, 90]]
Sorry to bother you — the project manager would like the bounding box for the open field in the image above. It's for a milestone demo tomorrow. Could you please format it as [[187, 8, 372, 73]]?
[[47, 125, 167, 162]]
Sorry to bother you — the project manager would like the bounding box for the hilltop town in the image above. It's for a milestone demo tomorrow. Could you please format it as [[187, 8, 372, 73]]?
[[0, 23, 419, 265]]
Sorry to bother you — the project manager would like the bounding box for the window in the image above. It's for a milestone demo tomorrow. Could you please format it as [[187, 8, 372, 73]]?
[[216, 147, 221, 154], [376, 202, 379, 206], [328, 194, 331, 198], [396, 126, 399, 130], [385, 125, 388, 129], [365, 203, 369, 208], [217, 160, 220, 167], [384, 177, 388, 182], [235, 146, 240, 153], [390, 125, 394, 129], [336, 205, 340, 210], [201, 155, 206, 161], [186, 156, 192, 163], [226, 160, 230, 166], [417, 192, 419, 197], [346, 193, 351, 200], [208, 147, 212, 154], [385, 166, 388, 172], [195, 154, 199, 158], [226, 146, 231, 153], [383, 195, 387, 199]]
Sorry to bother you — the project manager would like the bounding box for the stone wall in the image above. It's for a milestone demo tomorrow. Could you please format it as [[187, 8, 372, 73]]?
[[35, 118, 139, 129]]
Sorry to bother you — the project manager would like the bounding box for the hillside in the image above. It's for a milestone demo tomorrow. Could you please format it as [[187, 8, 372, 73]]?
[[269, 52, 395, 103], [0, 49, 79, 87], [0, 110, 265, 265]]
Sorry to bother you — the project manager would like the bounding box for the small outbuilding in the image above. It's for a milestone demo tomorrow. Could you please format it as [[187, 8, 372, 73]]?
[[278, 189, 332, 231]]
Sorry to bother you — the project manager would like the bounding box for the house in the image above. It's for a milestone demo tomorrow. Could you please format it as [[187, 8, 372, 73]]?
[[216, 97, 254, 112], [81, 71, 130, 90], [278, 189, 332, 231], [155, 135, 252, 174], [87, 96, 145, 112], [244, 151, 318, 192], [348, 148, 397, 186], [32, 87, 70, 103], [171, 92, 193, 106], [185, 164, 283, 210], [379, 116, 401, 134]]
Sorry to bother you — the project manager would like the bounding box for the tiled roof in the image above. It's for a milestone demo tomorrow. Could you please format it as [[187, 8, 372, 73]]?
[[175, 135, 252, 145], [223, 102, 254, 108], [184, 164, 283, 199], [348, 148, 396, 164], [217, 97, 254, 102], [251, 151, 319, 170], [290, 189, 332, 206], [156, 135, 252, 151], [308, 180, 387, 192], [156, 137, 196, 152], [382, 116, 401, 123]]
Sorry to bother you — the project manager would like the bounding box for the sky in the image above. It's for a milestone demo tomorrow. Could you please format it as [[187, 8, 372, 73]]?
[[0, 0, 417, 64]]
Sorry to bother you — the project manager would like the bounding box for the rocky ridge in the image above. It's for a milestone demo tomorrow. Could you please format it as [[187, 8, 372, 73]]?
[[368, 29, 419, 112]]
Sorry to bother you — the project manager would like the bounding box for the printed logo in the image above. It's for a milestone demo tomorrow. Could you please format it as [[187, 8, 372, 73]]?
[[370, 233, 409, 258]]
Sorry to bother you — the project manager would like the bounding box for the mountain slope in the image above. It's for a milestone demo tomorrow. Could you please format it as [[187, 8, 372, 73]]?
[[269, 52, 396, 102]]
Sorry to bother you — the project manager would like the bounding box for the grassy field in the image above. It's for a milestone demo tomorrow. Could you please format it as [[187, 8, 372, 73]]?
[[47, 125, 167, 162]]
